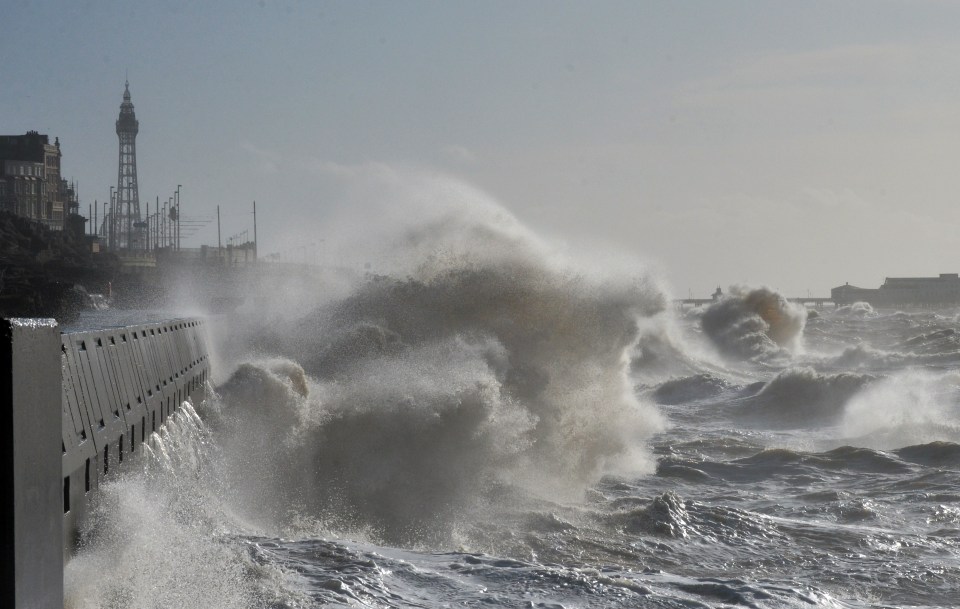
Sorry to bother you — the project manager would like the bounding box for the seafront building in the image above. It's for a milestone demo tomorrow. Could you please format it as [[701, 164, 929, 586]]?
[[0, 131, 78, 230], [832, 273, 960, 307]]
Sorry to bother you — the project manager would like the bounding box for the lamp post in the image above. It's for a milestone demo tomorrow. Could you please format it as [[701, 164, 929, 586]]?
[[162, 199, 167, 248], [108, 186, 114, 250], [153, 196, 158, 253], [175, 185, 181, 251], [126, 186, 131, 251]]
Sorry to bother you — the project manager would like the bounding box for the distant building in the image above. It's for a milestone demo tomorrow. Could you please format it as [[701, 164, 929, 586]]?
[[0, 131, 67, 229], [832, 274, 960, 307]]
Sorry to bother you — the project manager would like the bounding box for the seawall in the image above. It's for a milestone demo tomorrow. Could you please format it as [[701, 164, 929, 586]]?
[[1, 316, 212, 609], [61, 318, 211, 556]]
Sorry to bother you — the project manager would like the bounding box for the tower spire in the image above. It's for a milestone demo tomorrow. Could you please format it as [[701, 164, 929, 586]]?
[[115, 79, 141, 251]]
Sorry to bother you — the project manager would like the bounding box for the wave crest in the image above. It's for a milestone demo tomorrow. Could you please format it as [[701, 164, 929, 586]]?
[[211, 174, 668, 544], [738, 367, 875, 428], [701, 286, 806, 358]]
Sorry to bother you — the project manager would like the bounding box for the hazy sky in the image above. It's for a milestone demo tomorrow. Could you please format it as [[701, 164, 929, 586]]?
[[4, 0, 960, 296]]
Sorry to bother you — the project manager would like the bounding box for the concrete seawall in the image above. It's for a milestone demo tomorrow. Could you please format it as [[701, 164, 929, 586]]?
[[1, 316, 212, 609]]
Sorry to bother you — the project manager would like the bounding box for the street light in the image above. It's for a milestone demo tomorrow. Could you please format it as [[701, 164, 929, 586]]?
[[109, 186, 114, 250], [176, 185, 181, 251], [163, 199, 168, 248]]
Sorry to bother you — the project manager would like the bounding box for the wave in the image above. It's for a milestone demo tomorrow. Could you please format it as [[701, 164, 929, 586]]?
[[208, 172, 669, 544], [617, 491, 694, 538], [833, 302, 877, 317], [700, 286, 807, 359], [823, 343, 960, 371], [813, 445, 912, 473], [254, 535, 861, 609], [64, 400, 291, 609], [657, 445, 914, 489], [894, 327, 960, 355], [609, 491, 785, 545], [895, 441, 960, 468], [652, 373, 731, 405], [735, 367, 875, 428], [838, 369, 960, 450], [827, 344, 902, 369]]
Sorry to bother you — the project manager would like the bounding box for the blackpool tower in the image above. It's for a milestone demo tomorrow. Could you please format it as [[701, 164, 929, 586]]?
[[114, 80, 142, 250]]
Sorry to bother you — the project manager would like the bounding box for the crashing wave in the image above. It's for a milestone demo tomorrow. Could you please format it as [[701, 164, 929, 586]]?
[[834, 301, 877, 317], [652, 374, 731, 405], [736, 367, 875, 428], [701, 286, 806, 359], [208, 170, 669, 544]]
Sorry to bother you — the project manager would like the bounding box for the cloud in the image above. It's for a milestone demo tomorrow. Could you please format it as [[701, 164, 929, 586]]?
[[299, 158, 402, 180], [441, 144, 477, 164], [726, 44, 916, 86], [671, 43, 959, 127], [680, 44, 917, 105], [240, 140, 280, 174], [798, 187, 872, 211], [301, 159, 363, 178]]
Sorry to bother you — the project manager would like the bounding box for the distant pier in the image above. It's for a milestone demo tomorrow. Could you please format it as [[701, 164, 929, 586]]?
[[675, 296, 835, 310], [787, 297, 834, 308]]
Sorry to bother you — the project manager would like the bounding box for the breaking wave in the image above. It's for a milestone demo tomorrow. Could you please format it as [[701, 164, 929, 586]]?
[[838, 369, 960, 449], [64, 400, 295, 609], [608, 491, 785, 544], [834, 302, 877, 317], [651, 373, 731, 405], [736, 367, 875, 428], [701, 286, 807, 359], [208, 170, 669, 545]]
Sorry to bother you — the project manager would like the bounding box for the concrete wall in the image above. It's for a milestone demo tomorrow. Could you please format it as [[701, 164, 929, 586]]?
[[1, 319, 63, 609], [0, 316, 211, 609], [61, 318, 211, 557]]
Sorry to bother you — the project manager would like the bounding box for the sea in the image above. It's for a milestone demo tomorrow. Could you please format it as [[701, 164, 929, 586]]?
[[62, 201, 960, 608]]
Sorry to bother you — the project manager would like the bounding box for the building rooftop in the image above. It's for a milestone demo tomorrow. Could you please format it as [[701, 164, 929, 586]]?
[[0, 131, 52, 163]]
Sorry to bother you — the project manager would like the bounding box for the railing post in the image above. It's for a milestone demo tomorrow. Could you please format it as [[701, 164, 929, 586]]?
[[0, 318, 63, 609]]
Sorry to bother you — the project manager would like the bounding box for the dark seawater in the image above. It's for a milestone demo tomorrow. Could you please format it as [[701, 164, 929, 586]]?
[[62, 203, 960, 608]]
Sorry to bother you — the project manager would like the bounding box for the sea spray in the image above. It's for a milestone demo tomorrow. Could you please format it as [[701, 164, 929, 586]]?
[[838, 368, 960, 449], [834, 301, 877, 318], [206, 169, 670, 545], [64, 397, 295, 609], [701, 286, 807, 359], [213, 268, 668, 545]]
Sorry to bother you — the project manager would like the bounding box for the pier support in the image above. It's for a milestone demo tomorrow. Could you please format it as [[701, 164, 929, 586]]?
[[0, 319, 63, 609]]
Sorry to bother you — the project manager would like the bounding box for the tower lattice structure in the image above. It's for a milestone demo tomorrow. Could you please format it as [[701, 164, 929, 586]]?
[[114, 80, 142, 250]]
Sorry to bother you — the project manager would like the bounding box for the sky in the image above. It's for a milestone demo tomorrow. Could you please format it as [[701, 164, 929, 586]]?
[[4, 0, 960, 296]]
